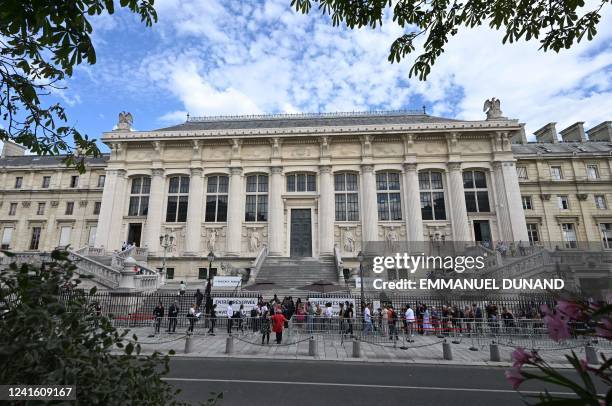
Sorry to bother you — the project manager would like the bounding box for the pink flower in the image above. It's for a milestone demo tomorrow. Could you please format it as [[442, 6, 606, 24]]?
[[511, 347, 534, 368], [505, 366, 525, 390], [556, 299, 585, 320], [543, 312, 571, 341], [595, 317, 612, 339]]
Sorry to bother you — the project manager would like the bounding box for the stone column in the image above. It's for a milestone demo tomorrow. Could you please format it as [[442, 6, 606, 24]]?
[[107, 169, 127, 250], [319, 165, 334, 255], [184, 168, 204, 255], [95, 169, 119, 250], [361, 164, 378, 247], [500, 161, 529, 242], [145, 169, 165, 254], [268, 166, 284, 256], [403, 163, 424, 242], [492, 162, 513, 242], [225, 167, 243, 256], [448, 163, 471, 243]]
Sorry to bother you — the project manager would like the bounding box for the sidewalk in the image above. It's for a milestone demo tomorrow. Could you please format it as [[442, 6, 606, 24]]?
[[120, 327, 612, 369]]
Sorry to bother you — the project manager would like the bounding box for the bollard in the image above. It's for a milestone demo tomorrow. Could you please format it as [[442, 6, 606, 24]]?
[[585, 344, 599, 365], [225, 336, 234, 354], [184, 333, 193, 354], [489, 343, 501, 362], [442, 340, 453, 360], [352, 339, 361, 358], [308, 338, 317, 356]]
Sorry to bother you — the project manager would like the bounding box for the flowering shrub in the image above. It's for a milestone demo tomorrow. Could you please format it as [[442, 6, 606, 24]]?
[[507, 297, 612, 405]]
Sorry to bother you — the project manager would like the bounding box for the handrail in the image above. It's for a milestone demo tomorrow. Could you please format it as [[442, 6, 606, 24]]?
[[334, 244, 344, 280], [249, 244, 268, 282], [67, 249, 121, 288]]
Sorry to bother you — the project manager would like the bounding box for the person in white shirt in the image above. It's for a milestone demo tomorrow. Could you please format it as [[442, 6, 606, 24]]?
[[405, 304, 415, 338], [363, 303, 373, 335], [226, 301, 234, 333], [179, 281, 186, 296]]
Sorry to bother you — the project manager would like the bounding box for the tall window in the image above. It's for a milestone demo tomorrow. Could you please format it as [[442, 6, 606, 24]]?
[[516, 166, 528, 180], [166, 176, 189, 222], [93, 201, 101, 215], [59, 226, 71, 247], [37, 202, 45, 215], [562, 223, 577, 248], [97, 175, 106, 187], [70, 176, 79, 188], [286, 173, 316, 192], [527, 223, 539, 246], [522, 196, 533, 210], [65, 201, 74, 215], [463, 170, 490, 212], [205, 175, 228, 222], [550, 166, 563, 180], [376, 172, 401, 220], [245, 174, 268, 221], [29, 227, 41, 250], [419, 171, 446, 220], [586, 164, 599, 180], [128, 176, 150, 216], [595, 195, 607, 210], [1, 227, 13, 249], [8, 203, 17, 216], [558, 195, 570, 210], [42, 176, 51, 188], [334, 173, 359, 221], [601, 223, 612, 249], [14, 177, 22, 188]]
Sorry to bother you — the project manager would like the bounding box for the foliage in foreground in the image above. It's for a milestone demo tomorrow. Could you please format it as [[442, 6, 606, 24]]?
[[0, 250, 186, 405]]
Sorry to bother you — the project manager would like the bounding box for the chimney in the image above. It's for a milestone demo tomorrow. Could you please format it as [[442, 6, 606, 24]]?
[[586, 121, 612, 142], [559, 122, 587, 143], [510, 123, 528, 144], [534, 122, 558, 143], [1, 141, 27, 158]]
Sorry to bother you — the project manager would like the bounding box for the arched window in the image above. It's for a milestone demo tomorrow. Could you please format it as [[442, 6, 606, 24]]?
[[166, 176, 189, 222], [286, 173, 316, 192], [245, 174, 268, 221], [128, 176, 150, 216], [463, 170, 490, 212], [419, 171, 446, 220], [334, 173, 359, 221], [376, 172, 402, 220], [205, 175, 228, 222]]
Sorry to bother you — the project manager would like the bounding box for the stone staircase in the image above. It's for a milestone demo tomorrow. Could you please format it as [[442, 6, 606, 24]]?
[[254, 255, 340, 289]]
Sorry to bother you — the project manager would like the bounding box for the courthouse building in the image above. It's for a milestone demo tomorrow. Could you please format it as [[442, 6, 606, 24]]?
[[1, 104, 611, 283]]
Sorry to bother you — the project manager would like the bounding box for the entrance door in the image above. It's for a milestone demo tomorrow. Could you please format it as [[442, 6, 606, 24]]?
[[290, 209, 312, 257], [473, 220, 492, 244], [127, 223, 142, 247]]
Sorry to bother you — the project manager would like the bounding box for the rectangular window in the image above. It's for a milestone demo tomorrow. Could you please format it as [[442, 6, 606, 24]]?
[[516, 166, 528, 180], [601, 223, 612, 249], [42, 176, 51, 188], [59, 226, 71, 247], [334, 173, 359, 221], [550, 166, 563, 180], [377, 172, 402, 220], [562, 223, 577, 249], [522, 196, 533, 210], [527, 224, 539, 246], [245, 174, 268, 222], [166, 176, 190, 222], [14, 177, 22, 188], [88, 226, 97, 246], [286, 173, 316, 192], [37, 202, 45, 215], [595, 195, 607, 210], [1, 227, 14, 249], [166, 267, 175, 280], [97, 175, 106, 187], [586, 164, 599, 180], [205, 175, 228, 222], [65, 201, 74, 215], [8, 203, 17, 216], [70, 176, 79, 188], [558, 196, 570, 210], [29, 227, 41, 250], [93, 201, 101, 215], [198, 268, 209, 280]]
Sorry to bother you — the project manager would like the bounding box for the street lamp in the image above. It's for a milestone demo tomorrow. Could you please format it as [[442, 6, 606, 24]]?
[[159, 234, 175, 285], [207, 250, 215, 285], [357, 250, 365, 309]]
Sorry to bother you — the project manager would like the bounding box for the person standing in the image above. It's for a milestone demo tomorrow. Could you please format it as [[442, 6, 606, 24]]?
[[153, 301, 164, 334], [345, 302, 354, 336], [194, 289, 204, 308], [271, 309, 289, 344], [405, 304, 415, 338], [207, 304, 217, 335], [387, 305, 398, 341], [167, 301, 179, 333], [363, 303, 373, 335], [260, 310, 271, 345], [187, 303, 197, 333], [179, 281, 186, 296], [306, 300, 315, 334], [226, 301, 234, 334]]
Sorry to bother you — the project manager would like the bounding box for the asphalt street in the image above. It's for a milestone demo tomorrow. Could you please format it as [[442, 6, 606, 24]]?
[[164, 358, 594, 406]]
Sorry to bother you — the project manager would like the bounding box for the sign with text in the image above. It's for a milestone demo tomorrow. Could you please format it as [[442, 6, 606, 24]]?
[[308, 297, 356, 316], [212, 297, 258, 315], [212, 276, 242, 288]]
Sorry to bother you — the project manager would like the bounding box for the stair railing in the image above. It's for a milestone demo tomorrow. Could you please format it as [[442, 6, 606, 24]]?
[[249, 244, 268, 283], [334, 244, 344, 284]]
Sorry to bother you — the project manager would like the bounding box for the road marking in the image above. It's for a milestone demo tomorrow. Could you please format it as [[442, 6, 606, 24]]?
[[162, 378, 577, 396]]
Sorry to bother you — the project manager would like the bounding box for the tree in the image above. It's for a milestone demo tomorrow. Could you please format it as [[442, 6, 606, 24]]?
[[291, 0, 611, 80], [0, 0, 157, 172], [0, 250, 186, 405]]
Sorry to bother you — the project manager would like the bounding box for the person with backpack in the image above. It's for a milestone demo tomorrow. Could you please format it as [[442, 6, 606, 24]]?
[[153, 301, 164, 334]]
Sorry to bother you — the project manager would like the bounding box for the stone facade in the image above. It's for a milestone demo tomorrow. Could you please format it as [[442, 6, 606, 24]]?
[[1, 112, 610, 282]]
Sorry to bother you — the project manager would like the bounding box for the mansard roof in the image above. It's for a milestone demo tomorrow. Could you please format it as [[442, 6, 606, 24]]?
[[154, 111, 461, 132], [0, 154, 109, 167], [512, 142, 612, 156]]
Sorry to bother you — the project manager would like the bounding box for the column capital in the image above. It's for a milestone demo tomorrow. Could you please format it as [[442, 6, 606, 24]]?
[[229, 167, 243, 175], [319, 165, 332, 173], [270, 166, 283, 174], [447, 162, 462, 171], [492, 161, 504, 170], [190, 167, 204, 177], [152, 168, 165, 177], [403, 163, 418, 172], [361, 164, 374, 173]]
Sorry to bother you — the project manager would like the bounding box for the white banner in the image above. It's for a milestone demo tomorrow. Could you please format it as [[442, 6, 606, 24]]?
[[308, 297, 356, 316], [212, 276, 242, 288], [212, 297, 258, 315]]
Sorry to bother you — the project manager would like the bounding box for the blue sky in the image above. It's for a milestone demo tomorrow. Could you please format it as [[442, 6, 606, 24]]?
[[35, 0, 612, 152]]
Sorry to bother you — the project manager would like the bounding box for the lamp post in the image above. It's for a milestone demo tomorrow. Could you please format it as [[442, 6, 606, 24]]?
[[206, 250, 215, 290], [357, 250, 365, 309], [159, 234, 175, 285]]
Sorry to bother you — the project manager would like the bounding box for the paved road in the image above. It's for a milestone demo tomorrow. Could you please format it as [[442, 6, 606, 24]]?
[[164, 358, 588, 405]]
